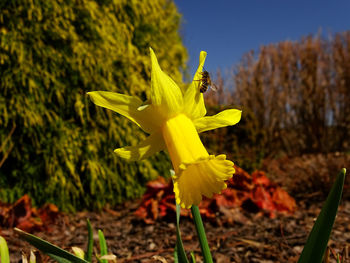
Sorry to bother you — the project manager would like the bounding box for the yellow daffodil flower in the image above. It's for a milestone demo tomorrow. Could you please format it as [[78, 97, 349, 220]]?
[[88, 48, 241, 208]]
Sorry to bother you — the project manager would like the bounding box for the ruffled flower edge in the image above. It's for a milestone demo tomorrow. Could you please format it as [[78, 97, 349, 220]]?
[[173, 154, 235, 209]]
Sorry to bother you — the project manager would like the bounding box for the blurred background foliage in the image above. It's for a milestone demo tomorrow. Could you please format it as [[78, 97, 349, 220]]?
[[0, 0, 349, 211], [0, 0, 187, 211], [204, 32, 350, 172]]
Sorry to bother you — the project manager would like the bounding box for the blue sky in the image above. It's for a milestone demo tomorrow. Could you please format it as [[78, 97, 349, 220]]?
[[174, 0, 350, 76]]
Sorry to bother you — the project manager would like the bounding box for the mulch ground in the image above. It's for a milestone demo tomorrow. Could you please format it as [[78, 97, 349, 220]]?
[[2, 198, 350, 263], [2, 153, 350, 262]]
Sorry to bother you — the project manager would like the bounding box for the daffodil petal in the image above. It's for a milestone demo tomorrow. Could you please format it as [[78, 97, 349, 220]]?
[[173, 155, 235, 209], [183, 51, 207, 119], [150, 48, 183, 119], [193, 109, 242, 133], [87, 91, 161, 133], [114, 131, 165, 161]]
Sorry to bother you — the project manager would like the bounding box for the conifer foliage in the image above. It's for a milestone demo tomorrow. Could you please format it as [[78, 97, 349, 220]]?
[[0, 0, 187, 211]]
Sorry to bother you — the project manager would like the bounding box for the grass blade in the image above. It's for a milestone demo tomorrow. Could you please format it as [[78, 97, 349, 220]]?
[[85, 219, 93, 262], [98, 230, 108, 263], [297, 168, 346, 263], [190, 251, 196, 263], [174, 203, 189, 263], [14, 228, 89, 263]]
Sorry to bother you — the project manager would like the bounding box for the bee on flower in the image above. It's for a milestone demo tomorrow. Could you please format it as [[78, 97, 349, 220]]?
[[88, 48, 241, 209], [196, 70, 218, 93]]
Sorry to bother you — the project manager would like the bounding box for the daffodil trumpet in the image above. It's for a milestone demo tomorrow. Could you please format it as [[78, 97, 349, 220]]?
[[88, 48, 241, 209]]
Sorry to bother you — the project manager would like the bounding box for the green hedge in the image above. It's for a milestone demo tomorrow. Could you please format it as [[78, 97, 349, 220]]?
[[0, 0, 187, 211]]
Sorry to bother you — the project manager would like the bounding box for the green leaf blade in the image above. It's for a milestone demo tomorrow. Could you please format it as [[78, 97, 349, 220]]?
[[0, 236, 10, 263], [98, 230, 108, 263], [298, 168, 346, 263], [190, 251, 197, 263], [14, 228, 89, 263], [174, 203, 189, 263], [85, 219, 93, 262]]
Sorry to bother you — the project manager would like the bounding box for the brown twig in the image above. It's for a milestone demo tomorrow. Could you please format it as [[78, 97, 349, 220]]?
[[0, 143, 14, 168], [0, 123, 16, 153], [0, 123, 16, 168]]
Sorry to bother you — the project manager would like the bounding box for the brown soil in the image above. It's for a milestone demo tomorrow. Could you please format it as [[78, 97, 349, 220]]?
[[2, 198, 350, 263]]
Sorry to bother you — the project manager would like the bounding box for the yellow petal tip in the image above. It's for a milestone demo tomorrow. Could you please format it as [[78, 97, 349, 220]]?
[[200, 51, 207, 61], [149, 47, 157, 64]]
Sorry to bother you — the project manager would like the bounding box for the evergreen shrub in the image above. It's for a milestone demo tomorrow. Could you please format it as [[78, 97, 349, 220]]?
[[0, 0, 187, 211]]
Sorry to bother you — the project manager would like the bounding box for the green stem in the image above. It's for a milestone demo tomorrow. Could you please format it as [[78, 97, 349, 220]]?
[[191, 205, 213, 263]]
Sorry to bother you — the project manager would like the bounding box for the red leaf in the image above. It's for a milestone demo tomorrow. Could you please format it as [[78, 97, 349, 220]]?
[[252, 171, 271, 186], [0, 195, 61, 232], [272, 187, 297, 213], [135, 166, 297, 223], [253, 186, 276, 212]]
